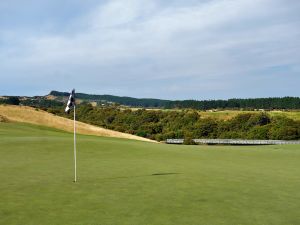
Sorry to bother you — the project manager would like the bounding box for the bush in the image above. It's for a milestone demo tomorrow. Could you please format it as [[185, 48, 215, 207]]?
[[269, 126, 299, 140], [183, 132, 197, 145], [247, 113, 270, 127], [136, 130, 148, 137], [4, 97, 20, 105], [0, 115, 8, 122], [247, 125, 271, 140], [183, 137, 196, 145], [194, 118, 218, 138], [38, 104, 300, 141]]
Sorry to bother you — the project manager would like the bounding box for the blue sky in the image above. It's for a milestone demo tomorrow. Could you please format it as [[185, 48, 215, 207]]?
[[0, 0, 299, 100]]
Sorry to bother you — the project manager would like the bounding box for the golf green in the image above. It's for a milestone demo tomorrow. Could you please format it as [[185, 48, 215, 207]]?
[[0, 122, 299, 225]]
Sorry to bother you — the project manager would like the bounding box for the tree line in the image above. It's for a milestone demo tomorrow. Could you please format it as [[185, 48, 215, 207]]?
[[165, 97, 300, 110], [50, 91, 300, 109], [0, 97, 64, 108], [47, 103, 300, 142], [1, 96, 300, 142]]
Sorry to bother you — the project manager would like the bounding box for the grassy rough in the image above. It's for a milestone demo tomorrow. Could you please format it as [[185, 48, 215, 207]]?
[[0, 105, 156, 142], [0, 122, 300, 225], [198, 110, 300, 121]]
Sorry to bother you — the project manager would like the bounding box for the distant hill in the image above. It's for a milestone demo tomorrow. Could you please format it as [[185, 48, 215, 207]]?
[[1, 91, 300, 109], [49, 91, 169, 108], [49, 91, 300, 110]]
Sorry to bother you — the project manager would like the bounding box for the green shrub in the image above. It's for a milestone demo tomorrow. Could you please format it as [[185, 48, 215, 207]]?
[[42, 105, 300, 141]]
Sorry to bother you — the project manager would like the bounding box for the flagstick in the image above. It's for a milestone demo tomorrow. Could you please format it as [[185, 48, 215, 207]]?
[[74, 105, 77, 182]]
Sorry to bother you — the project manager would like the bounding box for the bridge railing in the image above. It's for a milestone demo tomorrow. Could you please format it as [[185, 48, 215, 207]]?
[[166, 139, 300, 145]]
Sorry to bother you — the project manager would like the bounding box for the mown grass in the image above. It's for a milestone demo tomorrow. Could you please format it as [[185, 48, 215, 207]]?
[[0, 122, 300, 225]]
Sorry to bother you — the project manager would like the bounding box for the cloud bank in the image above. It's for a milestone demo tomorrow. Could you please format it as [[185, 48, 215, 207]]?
[[1, 0, 299, 99]]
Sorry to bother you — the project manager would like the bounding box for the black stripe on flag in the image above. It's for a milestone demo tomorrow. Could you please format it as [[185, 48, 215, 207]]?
[[65, 89, 75, 114]]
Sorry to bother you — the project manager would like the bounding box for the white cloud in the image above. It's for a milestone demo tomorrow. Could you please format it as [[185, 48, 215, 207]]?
[[0, 0, 299, 98]]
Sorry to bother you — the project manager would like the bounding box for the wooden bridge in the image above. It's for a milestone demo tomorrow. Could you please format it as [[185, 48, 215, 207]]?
[[166, 139, 300, 145]]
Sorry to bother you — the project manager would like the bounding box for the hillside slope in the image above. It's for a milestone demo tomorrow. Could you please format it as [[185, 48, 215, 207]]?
[[0, 105, 156, 142]]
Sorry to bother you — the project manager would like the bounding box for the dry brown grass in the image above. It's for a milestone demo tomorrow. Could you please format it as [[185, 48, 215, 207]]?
[[44, 95, 57, 100], [198, 110, 300, 121], [0, 105, 157, 143]]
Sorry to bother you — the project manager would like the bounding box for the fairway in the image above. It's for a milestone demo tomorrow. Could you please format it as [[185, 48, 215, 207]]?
[[0, 123, 300, 225]]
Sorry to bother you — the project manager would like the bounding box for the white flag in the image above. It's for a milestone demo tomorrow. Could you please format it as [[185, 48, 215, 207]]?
[[65, 89, 75, 114]]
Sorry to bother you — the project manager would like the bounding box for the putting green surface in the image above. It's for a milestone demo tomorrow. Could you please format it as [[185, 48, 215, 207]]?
[[0, 122, 299, 225]]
